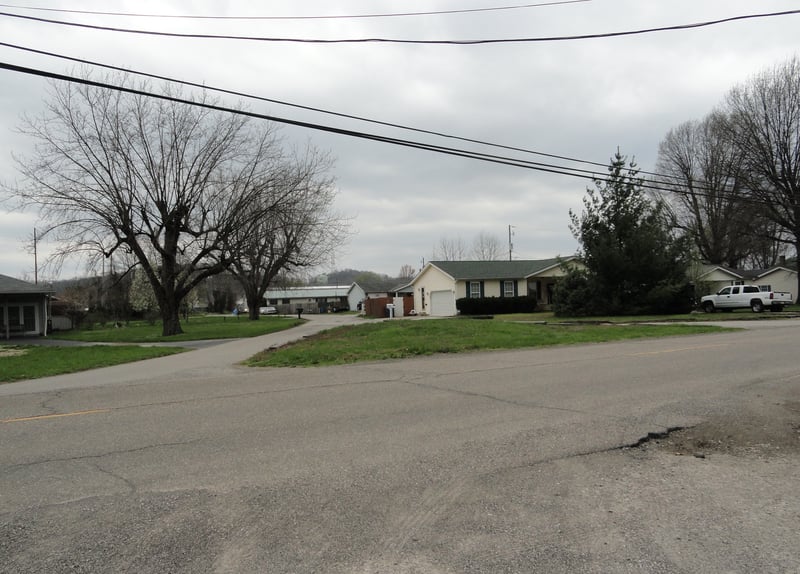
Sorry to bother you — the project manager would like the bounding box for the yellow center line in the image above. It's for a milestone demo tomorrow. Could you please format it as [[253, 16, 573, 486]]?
[[627, 343, 729, 357], [1, 409, 111, 424]]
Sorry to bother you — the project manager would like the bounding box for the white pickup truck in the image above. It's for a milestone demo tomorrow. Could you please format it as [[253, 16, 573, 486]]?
[[700, 284, 793, 313]]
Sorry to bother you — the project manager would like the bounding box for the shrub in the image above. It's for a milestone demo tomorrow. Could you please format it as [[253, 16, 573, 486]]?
[[552, 268, 606, 316]]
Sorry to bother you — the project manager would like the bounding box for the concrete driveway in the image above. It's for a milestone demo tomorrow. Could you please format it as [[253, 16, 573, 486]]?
[[1, 313, 366, 395]]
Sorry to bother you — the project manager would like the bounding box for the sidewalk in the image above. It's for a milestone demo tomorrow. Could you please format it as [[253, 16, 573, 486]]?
[[0, 313, 364, 396]]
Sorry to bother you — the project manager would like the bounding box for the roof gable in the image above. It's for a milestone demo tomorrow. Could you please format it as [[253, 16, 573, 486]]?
[[756, 266, 797, 279], [696, 265, 744, 281]]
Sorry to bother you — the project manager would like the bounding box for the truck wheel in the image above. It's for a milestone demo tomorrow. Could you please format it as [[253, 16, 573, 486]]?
[[751, 300, 764, 313], [702, 301, 715, 313]]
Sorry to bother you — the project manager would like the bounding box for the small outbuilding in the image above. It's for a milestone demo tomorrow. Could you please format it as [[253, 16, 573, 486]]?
[[262, 283, 366, 314]]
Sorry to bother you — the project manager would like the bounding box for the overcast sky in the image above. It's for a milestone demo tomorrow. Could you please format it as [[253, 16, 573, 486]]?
[[1, 0, 798, 281]]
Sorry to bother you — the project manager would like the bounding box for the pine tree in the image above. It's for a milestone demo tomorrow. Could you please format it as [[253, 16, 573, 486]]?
[[555, 151, 691, 315]]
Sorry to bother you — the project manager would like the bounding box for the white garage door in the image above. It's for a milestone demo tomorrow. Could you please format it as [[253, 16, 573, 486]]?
[[430, 290, 456, 317]]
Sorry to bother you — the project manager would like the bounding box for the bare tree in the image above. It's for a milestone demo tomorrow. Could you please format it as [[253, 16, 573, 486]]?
[[471, 231, 504, 260], [226, 147, 351, 320], [656, 112, 754, 267], [10, 75, 293, 335], [725, 56, 800, 289], [397, 264, 416, 279], [740, 220, 792, 269], [433, 236, 467, 261]]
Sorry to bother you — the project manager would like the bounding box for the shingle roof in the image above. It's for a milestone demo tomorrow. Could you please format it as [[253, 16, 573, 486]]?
[[388, 282, 413, 294], [429, 258, 569, 280], [0, 274, 54, 295]]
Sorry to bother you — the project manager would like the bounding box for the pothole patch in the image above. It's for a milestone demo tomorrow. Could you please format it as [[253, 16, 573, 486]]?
[[629, 401, 800, 458]]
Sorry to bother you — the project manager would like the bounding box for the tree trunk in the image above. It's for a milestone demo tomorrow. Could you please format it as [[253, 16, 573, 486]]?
[[246, 291, 261, 320], [160, 298, 184, 336], [795, 237, 800, 305]]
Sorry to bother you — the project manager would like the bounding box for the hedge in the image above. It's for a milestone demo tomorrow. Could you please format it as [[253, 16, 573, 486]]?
[[456, 295, 538, 315]]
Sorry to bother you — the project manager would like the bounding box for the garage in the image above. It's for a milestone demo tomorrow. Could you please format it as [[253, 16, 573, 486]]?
[[429, 290, 456, 317]]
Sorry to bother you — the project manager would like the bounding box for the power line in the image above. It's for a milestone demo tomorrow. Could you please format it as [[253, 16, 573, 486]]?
[[0, 60, 768, 206], [1, 9, 798, 44], [0, 60, 603, 178], [0, 40, 731, 187], [0, 1, 591, 21], [0, 40, 610, 172], [1, 39, 721, 188]]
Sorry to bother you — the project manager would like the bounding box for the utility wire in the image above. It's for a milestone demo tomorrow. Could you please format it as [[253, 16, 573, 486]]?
[[0, 60, 607, 179], [1, 9, 798, 44], [0, 40, 611, 172], [0, 1, 591, 21], [0, 40, 708, 186], [0, 60, 766, 205], [0, 40, 736, 187]]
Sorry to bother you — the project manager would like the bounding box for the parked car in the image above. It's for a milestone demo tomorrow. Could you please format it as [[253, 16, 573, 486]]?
[[259, 306, 278, 315], [700, 284, 792, 313]]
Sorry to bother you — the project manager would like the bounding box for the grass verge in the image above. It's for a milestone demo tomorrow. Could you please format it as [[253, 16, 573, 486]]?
[[494, 309, 799, 323], [51, 315, 304, 343], [0, 345, 186, 383], [246, 318, 733, 367]]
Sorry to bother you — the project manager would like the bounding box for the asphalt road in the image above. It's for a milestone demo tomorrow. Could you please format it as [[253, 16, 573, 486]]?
[[2, 316, 799, 573]]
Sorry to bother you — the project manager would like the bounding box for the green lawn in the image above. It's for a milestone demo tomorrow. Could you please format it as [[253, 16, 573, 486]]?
[[51, 315, 304, 343], [0, 345, 186, 383], [246, 317, 733, 367]]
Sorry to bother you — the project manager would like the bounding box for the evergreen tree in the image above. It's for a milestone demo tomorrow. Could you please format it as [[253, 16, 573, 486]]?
[[554, 151, 691, 316]]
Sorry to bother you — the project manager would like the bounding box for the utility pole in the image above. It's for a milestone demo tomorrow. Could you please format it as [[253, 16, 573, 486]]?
[[508, 225, 515, 261], [33, 228, 38, 284]]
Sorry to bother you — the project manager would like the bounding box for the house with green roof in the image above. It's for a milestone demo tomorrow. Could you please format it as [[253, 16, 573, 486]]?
[[410, 257, 580, 316], [0, 274, 54, 339]]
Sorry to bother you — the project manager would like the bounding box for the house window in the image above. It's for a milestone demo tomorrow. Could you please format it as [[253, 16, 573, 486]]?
[[503, 280, 515, 298], [282, 299, 290, 304], [760, 285, 771, 292], [469, 281, 481, 298]]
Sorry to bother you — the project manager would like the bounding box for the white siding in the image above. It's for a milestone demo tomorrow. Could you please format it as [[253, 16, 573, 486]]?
[[412, 265, 456, 315], [757, 268, 797, 302]]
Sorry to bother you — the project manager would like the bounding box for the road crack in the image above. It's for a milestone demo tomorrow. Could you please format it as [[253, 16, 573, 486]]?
[[0, 439, 201, 473]]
